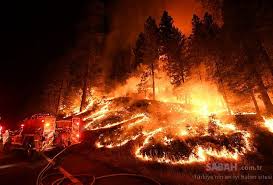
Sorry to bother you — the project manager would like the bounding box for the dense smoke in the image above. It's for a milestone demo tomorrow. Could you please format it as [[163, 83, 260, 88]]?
[[105, 0, 202, 47], [103, 0, 203, 76]]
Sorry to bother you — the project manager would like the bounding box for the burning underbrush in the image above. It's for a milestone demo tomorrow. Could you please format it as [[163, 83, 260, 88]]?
[[78, 97, 253, 165]]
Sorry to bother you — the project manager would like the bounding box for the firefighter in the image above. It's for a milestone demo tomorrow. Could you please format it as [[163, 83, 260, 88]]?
[[3, 129, 11, 152]]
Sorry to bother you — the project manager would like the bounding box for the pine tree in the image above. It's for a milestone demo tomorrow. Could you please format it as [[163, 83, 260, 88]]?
[[143, 16, 159, 100], [133, 33, 145, 69], [188, 13, 234, 113], [165, 27, 187, 86], [159, 11, 174, 56], [159, 11, 188, 86], [133, 16, 159, 100]]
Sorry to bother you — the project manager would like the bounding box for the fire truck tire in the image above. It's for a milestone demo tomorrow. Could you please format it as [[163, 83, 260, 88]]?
[[23, 137, 36, 160], [25, 145, 39, 160]]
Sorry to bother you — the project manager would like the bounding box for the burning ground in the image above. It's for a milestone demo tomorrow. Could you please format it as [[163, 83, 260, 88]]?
[[59, 47, 273, 184], [64, 95, 273, 185], [77, 96, 252, 164]]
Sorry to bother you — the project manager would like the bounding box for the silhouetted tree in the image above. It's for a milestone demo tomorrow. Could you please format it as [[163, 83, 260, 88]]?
[[133, 16, 159, 100], [133, 33, 145, 69], [159, 11, 175, 56], [159, 11, 188, 86], [188, 13, 233, 113], [221, 0, 273, 115]]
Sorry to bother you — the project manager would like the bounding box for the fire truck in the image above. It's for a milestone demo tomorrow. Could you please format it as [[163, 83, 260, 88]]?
[[3, 114, 83, 157]]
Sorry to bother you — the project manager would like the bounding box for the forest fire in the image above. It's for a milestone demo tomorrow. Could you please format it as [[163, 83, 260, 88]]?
[[70, 52, 257, 166], [76, 83, 253, 166], [2, 0, 273, 185], [50, 3, 273, 173]]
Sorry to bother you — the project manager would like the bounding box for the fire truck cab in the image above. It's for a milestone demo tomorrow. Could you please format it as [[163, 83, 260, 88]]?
[[3, 114, 83, 157]]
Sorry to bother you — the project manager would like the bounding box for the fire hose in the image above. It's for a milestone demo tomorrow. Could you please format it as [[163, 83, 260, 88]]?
[[36, 144, 162, 185], [41, 173, 161, 185], [36, 144, 78, 185]]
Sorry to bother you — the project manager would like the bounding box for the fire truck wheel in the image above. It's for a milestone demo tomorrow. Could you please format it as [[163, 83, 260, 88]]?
[[24, 143, 36, 160]]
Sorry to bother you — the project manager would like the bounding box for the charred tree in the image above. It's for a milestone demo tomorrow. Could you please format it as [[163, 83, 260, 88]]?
[[242, 37, 273, 115], [250, 89, 261, 116], [253, 70, 273, 115], [80, 57, 90, 112], [221, 0, 273, 114], [259, 41, 273, 78]]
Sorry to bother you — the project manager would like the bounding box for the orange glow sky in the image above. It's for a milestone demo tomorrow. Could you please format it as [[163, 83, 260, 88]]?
[[105, 0, 204, 59], [165, 0, 202, 35]]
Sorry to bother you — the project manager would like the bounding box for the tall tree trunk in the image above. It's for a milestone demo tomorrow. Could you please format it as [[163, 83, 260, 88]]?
[[151, 62, 155, 100], [221, 88, 231, 115], [250, 89, 261, 116], [218, 73, 231, 115], [243, 38, 273, 115], [216, 57, 232, 115], [254, 71, 273, 115], [56, 80, 64, 115], [80, 57, 90, 112], [260, 42, 273, 78]]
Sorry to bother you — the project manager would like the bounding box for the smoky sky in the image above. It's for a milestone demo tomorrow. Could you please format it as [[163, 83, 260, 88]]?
[[105, 0, 202, 55], [103, 0, 203, 73], [0, 0, 207, 123]]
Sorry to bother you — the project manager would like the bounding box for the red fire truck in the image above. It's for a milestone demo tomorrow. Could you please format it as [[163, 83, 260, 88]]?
[[3, 114, 83, 157]]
